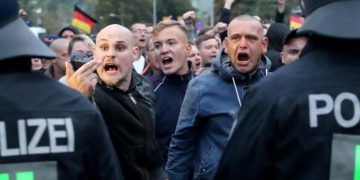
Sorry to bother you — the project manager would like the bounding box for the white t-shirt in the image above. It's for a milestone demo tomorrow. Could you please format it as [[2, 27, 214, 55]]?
[[132, 55, 145, 74]]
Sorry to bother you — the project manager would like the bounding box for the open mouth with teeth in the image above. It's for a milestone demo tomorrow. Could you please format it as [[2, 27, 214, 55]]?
[[104, 63, 119, 72], [194, 62, 201, 68], [162, 57, 173, 65], [139, 38, 146, 43], [237, 53, 250, 61]]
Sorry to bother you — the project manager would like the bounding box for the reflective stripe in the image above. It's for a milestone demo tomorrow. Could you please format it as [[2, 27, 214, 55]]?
[[354, 145, 360, 180]]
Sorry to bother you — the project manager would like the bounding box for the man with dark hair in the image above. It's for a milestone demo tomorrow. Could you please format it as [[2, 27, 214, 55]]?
[[58, 25, 80, 39], [131, 22, 148, 74], [195, 34, 219, 67], [0, 0, 122, 179], [215, 0, 360, 179], [166, 15, 271, 180], [280, 29, 308, 64]]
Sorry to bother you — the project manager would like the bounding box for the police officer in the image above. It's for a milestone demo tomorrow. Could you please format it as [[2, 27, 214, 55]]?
[[0, 1, 123, 179], [215, 0, 360, 179]]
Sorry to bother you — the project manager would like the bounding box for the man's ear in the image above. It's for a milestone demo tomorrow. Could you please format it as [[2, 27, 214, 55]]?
[[132, 46, 140, 62], [262, 37, 269, 54], [185, 43, 192, 55], [280, 51, 285, 64], [224, 37, 229, 54]]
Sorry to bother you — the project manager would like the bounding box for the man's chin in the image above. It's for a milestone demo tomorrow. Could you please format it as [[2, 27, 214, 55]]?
[[234, 65, 252, 74], [99, 76, 120, 86]]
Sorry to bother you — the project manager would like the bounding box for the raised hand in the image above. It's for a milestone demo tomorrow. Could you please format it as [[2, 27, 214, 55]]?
[[66, 60, 100, 98]]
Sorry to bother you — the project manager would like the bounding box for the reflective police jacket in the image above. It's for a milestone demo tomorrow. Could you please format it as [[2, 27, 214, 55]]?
[[0, 72, 122, 180], [215, 39, 360, 179], [94, 71, 163, 180]]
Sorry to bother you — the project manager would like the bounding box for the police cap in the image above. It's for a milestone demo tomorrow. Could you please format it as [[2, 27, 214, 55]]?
[[0, 0, 55, 61]]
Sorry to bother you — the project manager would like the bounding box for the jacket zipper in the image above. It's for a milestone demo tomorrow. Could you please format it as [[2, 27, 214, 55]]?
[[128, 93, 137, 104]]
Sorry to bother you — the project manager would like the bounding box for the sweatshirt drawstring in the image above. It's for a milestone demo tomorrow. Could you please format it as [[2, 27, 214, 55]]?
[[232, 77, 242, 108]]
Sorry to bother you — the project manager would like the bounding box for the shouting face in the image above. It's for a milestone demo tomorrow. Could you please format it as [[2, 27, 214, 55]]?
[[154, 25, 190, 75], [94, 24, 137, 89], [225, 16, 268, 73]]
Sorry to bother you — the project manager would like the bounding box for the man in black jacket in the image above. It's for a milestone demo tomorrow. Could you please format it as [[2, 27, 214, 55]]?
[[67, 24, 164, 180], [0, 1, 122, 180], [152, 20, 193, 161], [215, 0, 360, 179]]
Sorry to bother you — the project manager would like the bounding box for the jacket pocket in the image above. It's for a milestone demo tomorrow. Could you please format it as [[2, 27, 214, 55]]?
[[193, 145, 219, 180]]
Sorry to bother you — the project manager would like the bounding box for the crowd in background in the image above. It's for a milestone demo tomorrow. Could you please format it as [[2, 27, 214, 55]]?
[[4, 0, 357, 179]]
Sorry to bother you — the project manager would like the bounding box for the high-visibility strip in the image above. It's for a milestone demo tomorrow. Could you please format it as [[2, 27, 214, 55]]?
[[72, 19, 91, 33], [354, 145, 360, 180], [0, 173, 9, 180], [16, 171, 34, 180]]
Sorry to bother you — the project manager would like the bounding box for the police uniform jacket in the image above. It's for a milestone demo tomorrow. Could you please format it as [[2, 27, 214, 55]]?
[[0, 71, 122, 180], [215, 38, 360, 179]]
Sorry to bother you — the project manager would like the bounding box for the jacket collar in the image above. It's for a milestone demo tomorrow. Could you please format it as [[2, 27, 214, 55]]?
[[212, 53, 271, 83]]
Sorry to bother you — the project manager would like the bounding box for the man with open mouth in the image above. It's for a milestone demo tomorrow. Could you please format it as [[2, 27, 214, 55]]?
[[0, 0, 122, 179], [195, 34, 220, 68], [187, 44, 203, 75], [152, 20, 193, 163], [216, 0, 360, 179], [166, 15, 271, 180], [131, 22, 149, 75], [66, 24, 165, 180]]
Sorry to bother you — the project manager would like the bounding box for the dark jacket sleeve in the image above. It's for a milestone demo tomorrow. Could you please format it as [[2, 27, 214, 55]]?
[[275, 9, 285, 23], [165, 78, 202, 180], [219, 8, 231, 42], [214, 87, 277, 180]]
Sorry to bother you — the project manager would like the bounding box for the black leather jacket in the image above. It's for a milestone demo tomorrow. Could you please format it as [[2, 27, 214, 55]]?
[[95, 71, 163, 180]]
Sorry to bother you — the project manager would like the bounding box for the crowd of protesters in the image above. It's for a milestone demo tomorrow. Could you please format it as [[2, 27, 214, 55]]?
[[3, 0, 359, 179]]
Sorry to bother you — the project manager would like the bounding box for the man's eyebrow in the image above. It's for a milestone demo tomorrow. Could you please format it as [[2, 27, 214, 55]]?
[[166, 38, 176, 41], [98, 39, 127, 44]]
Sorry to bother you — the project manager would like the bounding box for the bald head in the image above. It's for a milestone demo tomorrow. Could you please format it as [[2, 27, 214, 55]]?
[[50, 38, 70, 54], [96, 24, 136, 46]]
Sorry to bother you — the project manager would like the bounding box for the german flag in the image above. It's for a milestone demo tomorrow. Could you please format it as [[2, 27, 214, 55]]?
[[290, 16, 304, 30], [71, 5, 97, 33]]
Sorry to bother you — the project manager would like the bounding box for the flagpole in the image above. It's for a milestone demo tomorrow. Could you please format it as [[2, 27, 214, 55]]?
[[153, 0, 157, 26], [210, 0, 214, 27]]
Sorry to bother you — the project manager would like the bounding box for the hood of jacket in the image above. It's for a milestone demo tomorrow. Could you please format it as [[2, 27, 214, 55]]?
[[266, 23, 290, 52], [211, 52, 271, 83]]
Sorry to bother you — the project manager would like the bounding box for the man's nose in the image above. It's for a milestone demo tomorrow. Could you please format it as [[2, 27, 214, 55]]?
[[105, 48, 116, 58], [238, 37, 248, 48]]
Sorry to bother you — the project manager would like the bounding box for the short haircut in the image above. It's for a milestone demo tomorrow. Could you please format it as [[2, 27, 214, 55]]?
[[153, 20, 188, 40], [130, 22, 146, 31], [283, 29, 307, 45], [195, 34, 216, 49], [197, 27, 212, 37], [145, 36, 154, 51], [58, 25, 80, 38], [68, 34, 95, 54], [228, 15, 262, 36]]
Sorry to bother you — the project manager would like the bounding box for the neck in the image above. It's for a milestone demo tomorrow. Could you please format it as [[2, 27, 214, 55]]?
[[53, 66, 65, 80], [176, 64, 190, 76], [116, 71, 132, 91]]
